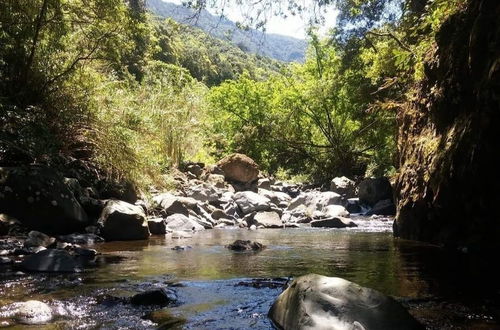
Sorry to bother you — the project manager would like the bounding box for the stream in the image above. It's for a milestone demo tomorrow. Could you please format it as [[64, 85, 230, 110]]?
[[1, 217, 499, 329]]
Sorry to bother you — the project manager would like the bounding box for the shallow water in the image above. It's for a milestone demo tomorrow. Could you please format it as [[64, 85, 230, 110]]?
[[1, 218, 499, 329]]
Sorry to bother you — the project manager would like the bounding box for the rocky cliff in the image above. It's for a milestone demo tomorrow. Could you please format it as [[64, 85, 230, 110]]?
[[394, 0, 499, 249]]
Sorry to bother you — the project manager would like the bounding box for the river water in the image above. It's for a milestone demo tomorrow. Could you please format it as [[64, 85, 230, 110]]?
[[1, 217, 499, 329]]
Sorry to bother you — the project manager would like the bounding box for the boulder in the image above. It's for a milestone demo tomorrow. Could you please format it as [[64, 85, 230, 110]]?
[[345, 198, 362, 213], [0, 256, 13, 265], [98, 200, 150, 241], [165, 214, 204, 232], [233, 191, 271, 214], [226, 240, 265, 251], [216, 153, 259, 184], [97, 179, 138, 204], [366, 199, 396, 216], [257, 178, 271, 190], [0, 166, 88, 234], [14, 300, 53, 325], [186, 184, 219, 202], [287, 192, 342, 213], [152, 193, 190, 216], [269, 274, 423, 330], [24, 231, 55, 248], [20, 249, 79, 272], [323, 205, 350, 218], [147, 218, 168, 235], [252, 211, 283, 228], [186, 163, 203, 178], [330, 176, 356, 197], [130, 288, 177, 306], [206, 174, 225, 188], [358, 177, 393, 207], [310, 217, 357, 228]]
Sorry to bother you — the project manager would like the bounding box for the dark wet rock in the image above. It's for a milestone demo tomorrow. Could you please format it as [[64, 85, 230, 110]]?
[[345, 198, 362, 213], [0, 166, 88, 234], [310, 217, 357, 228], [13, 246, 46, 255], [147, 218, 168, 235], [252, 211, 282, 228], [73, 247, 98, 257], [165, 214, 204, 232], [216, 153, 259, 184], [330, 176, 356, 198], [366, 199, 396, 216], [233, 191, 271, 214], [171, 245, 192, 251], [23, 230, 55, 248], [358, 177, 393, 207], [98, 179, 138, 204], [130, 288, 177, 306], [226, 240, 265, 251], [20, 249, 79, 272], [269, 274, 423, 330], [63, 177, 83, 199], [79, 197, 105, 219], [14, 300, 53, 325], [0, 256, 13, 265], [98, 200, 150, 241], [58, 233, 105, 245]]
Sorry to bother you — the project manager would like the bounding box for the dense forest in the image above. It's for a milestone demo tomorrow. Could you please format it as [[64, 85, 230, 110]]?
[[0, 0, 469, 187]]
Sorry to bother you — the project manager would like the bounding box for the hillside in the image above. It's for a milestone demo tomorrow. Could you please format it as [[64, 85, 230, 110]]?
[[147, 0, 307, 62]]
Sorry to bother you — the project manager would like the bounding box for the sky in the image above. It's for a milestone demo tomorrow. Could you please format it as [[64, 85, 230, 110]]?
[[162, 0, 338, 39]]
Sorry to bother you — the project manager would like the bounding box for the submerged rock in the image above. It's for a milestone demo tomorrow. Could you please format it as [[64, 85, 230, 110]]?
[[269, 274, 423, 330], [20, 249, 79, 272], [98, 200, 150, 241], [226, 240, 265, 251], [14, 300, 53, 325], [130, 288, 177, 306], [310, 217, 357, 228]]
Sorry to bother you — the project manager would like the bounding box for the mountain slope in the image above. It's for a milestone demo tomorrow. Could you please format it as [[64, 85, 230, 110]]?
[[147, 0, 307, 62]]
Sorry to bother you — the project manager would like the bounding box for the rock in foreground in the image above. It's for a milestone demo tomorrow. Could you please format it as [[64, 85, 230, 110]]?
[[269, 274, 422, 330], [14, 300, 53, 325], [98, 200, 150, 241]]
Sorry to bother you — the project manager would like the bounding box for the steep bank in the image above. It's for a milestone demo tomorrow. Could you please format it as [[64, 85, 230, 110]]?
[[394, 0, 499, 249]]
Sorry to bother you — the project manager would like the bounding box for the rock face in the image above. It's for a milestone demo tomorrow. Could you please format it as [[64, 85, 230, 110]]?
[[0, 166, 88, 234], [14, 300, 53, 325], [98, 200, 150, 241], [21, 249, 79, 272], [358, 177, 393, 207], [394, 0, 500, 249], [269, 274, 422, 330], [216, 153, 259, 184]]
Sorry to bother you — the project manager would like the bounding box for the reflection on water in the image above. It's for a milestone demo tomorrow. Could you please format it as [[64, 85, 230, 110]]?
[[1, 219, 499, 329]]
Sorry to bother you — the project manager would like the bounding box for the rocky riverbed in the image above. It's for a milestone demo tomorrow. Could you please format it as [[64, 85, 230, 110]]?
[[1, 154, 499, 328]]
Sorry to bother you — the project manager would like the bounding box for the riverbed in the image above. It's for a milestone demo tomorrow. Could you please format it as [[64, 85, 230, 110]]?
[[1, 218, 499, 329]]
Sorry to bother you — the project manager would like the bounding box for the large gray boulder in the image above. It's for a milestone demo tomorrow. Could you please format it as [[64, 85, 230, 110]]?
[[185, 184, 219, 202], [0, 167, 88, 234], [252, 211, 282, 228], [358, 177, 393, 207], [98, 200, 150, 241], [165, 214, 204, 232], [216, 153, 259, 184], [21, 249, 79, 272], [233, 191, 271, 214], [330, 176, 356, 198], [287, 191, 342, 215], [323, 205, 350, 218], [269, 274, 423, 330], [152, 193, 191, 216]]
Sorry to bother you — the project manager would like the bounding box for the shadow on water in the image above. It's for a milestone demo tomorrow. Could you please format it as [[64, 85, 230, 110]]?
[[1, 219, 499, 329]]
